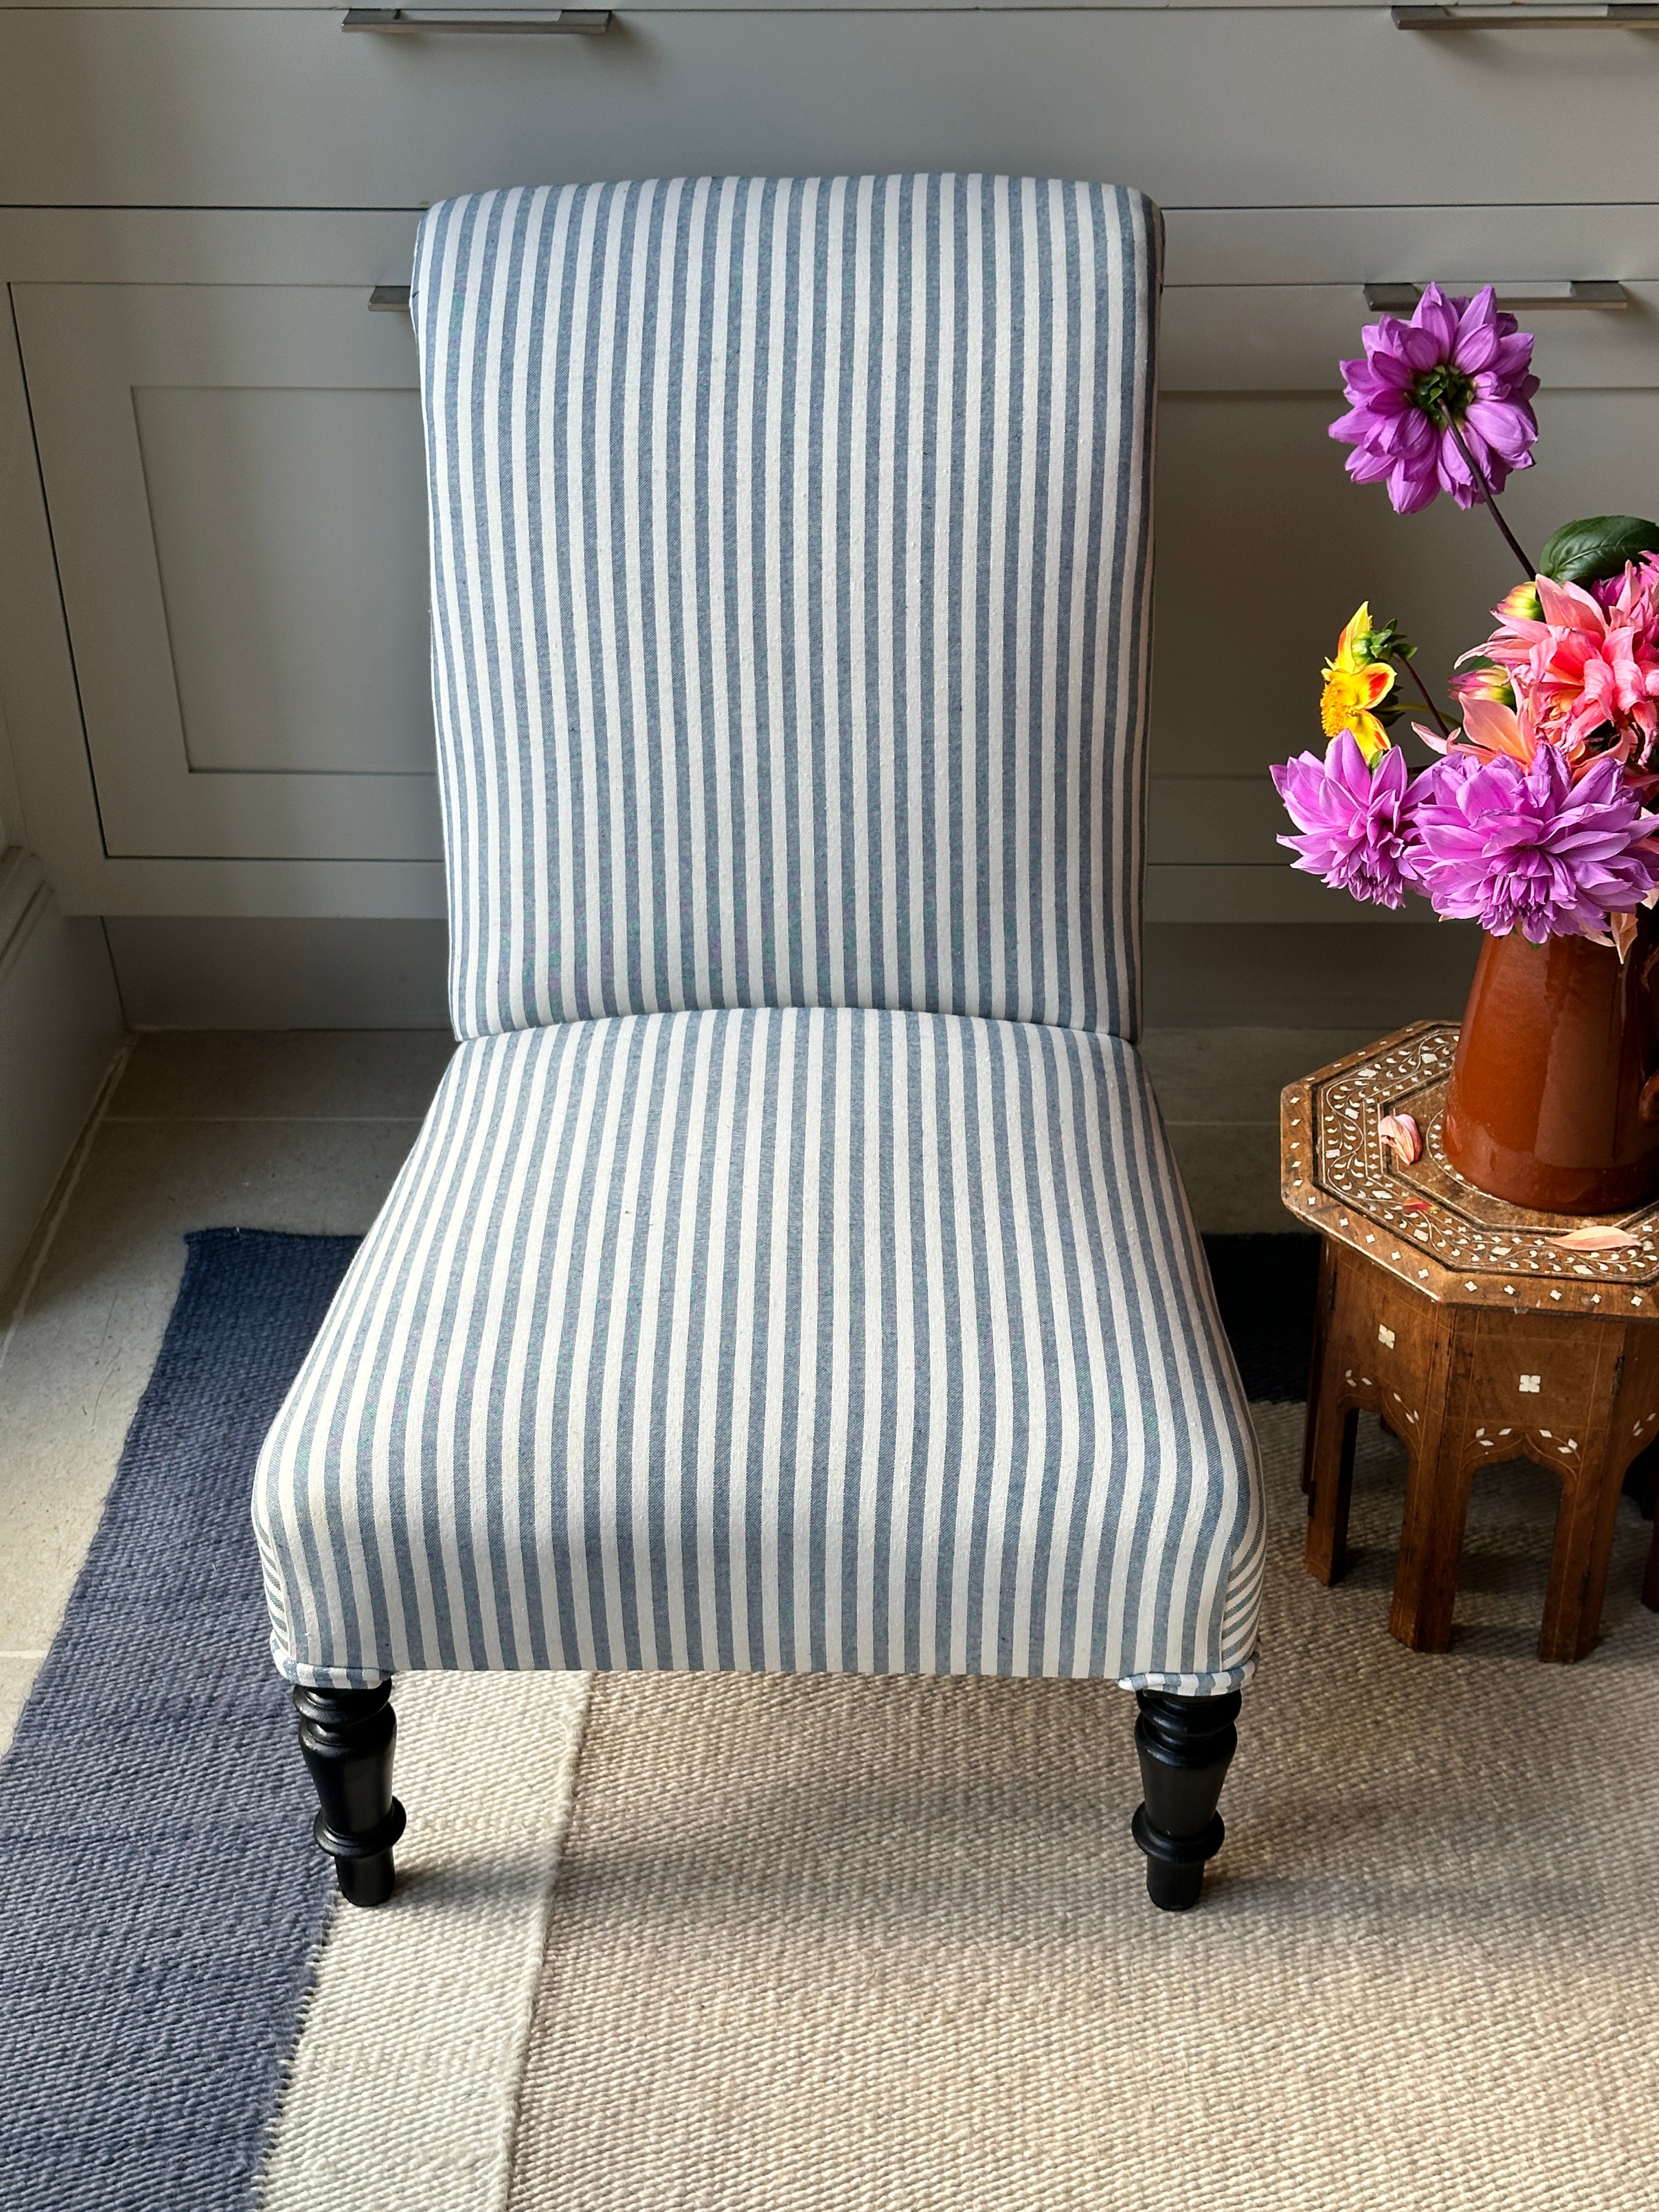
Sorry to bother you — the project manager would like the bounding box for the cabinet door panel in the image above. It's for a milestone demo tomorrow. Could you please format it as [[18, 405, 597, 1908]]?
[[1166, 204, 1659, 289], [3, 12, 1659, 209], [135, 384, 430, 777], [1163, 283, 1659, 393], [13, 284, 439, 861]]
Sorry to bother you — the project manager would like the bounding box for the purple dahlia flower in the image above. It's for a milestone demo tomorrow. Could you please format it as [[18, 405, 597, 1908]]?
[[1412, 746, 1659, 943], [1329, 284, 1539, 515], [1272, 731, 1425, 911]]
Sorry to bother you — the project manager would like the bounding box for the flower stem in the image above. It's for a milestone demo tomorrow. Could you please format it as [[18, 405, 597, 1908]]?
[[1392, 651, 1452, 740], [1444, 416, 1536, 582]]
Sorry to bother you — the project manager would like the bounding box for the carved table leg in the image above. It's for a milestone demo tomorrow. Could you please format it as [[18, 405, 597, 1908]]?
[[1390, 1447, 1477, 1651], [1613, 1328, 1659, 1621], [1303, 1240, 1363, 1579], [1130, 1690, 1241, 1912], [1539, 1430, 1628, 1664], [1387, 1319, 1472, 1654], [1306, 1408, 1359, 1584], [294, 1682, 407, 1908], [1301, 1239, 1340, 1498]]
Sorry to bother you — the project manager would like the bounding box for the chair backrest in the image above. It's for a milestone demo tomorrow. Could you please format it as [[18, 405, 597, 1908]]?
[[414, 174, 1159, 1042]]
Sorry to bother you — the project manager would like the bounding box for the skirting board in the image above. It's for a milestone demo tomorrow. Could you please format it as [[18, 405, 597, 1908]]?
[[1143, 921, 1481, 1029], [105, 916, 452, 1031], [100, 916, 1482, 1035], [0, 853, 126, 1293]]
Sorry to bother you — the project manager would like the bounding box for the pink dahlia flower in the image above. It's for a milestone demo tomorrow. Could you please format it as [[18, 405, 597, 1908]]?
[[1464, 558, 1659, 767], [1411, 746, 1659, 943], [1424, 691, 1542, 772], [1329, 284, 1539, 515], [1272, 731, 1425, 910]]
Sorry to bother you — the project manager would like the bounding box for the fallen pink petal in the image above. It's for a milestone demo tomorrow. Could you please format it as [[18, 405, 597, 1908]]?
[[1378, 1113, 1423, 1165], [1546, 1225, 1643, 1252]]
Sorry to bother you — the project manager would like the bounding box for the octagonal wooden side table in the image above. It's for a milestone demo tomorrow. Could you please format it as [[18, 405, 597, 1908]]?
[[1282, 1022, 1659, 1662]]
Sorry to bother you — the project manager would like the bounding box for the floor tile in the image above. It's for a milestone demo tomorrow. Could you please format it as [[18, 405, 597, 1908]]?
[[109, 1029, 454, 1124], [0, 1115, 419, 1654], [0, 1652, 46, 1764]]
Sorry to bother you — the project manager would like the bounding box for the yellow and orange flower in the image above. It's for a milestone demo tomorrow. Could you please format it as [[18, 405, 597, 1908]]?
[[1320, 603, 1397, 764]]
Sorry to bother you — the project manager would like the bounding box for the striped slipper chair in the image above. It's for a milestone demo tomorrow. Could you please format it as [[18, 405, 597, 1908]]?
[[254, 174, 1264, 1914]]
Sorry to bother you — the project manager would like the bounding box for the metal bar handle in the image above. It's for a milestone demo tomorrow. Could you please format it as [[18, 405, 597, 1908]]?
[[343, 8, 611, 32], [1395, 5, 1659, 26], [1364, 280, 1630, 313]]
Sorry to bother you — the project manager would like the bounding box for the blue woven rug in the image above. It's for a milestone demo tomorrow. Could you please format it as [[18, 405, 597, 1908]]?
[[0, 1231, 359, 2212]]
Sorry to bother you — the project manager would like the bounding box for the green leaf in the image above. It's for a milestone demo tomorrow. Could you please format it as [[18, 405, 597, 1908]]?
[[1538, 515, 1659, 588], [1350, 616, 1413, 664]]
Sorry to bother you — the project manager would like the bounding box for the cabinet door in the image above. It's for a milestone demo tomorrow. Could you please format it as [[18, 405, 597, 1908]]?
[[12, 283, 438, 861]]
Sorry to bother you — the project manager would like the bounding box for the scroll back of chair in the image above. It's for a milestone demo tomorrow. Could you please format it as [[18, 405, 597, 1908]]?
[[413, 174, 1160, 1042]]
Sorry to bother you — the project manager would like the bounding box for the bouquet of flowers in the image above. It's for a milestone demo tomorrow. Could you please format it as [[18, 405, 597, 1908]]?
[[1273, 285, 1659, 955]]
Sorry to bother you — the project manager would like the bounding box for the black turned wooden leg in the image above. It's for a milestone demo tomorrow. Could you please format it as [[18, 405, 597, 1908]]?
[[1130, 1689, 1241, 1912], [294, 1683, 407, 1908]]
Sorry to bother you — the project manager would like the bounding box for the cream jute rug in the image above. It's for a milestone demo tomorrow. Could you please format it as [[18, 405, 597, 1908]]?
[[503, 1406, 1659, 2212]]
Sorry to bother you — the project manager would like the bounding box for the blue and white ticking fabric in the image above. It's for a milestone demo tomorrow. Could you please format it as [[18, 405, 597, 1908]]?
[[415, 174, 1158, 1042], [255, 1011, 1262, 1694], [255, 175, 1264, 1699]]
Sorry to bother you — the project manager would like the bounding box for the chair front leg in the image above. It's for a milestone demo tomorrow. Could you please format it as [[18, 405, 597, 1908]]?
[[1130, 1688, 1241, 1911], [293, 1681, 407, 1908]]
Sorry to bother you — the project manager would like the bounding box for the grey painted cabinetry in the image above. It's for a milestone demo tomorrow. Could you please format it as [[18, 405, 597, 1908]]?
[[14, 284, 437, 864], [0, 8, 1656, 952]]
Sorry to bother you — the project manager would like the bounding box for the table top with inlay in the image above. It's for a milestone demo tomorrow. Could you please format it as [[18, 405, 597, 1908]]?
[[1279, 1022, 1659, 1321]]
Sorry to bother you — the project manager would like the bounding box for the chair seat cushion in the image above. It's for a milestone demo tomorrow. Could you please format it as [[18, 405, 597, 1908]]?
[[255, 1009, 1262, 1695]]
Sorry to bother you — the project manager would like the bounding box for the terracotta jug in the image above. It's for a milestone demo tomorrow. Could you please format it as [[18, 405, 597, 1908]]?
[[1442, 915, 1659, 1216]]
